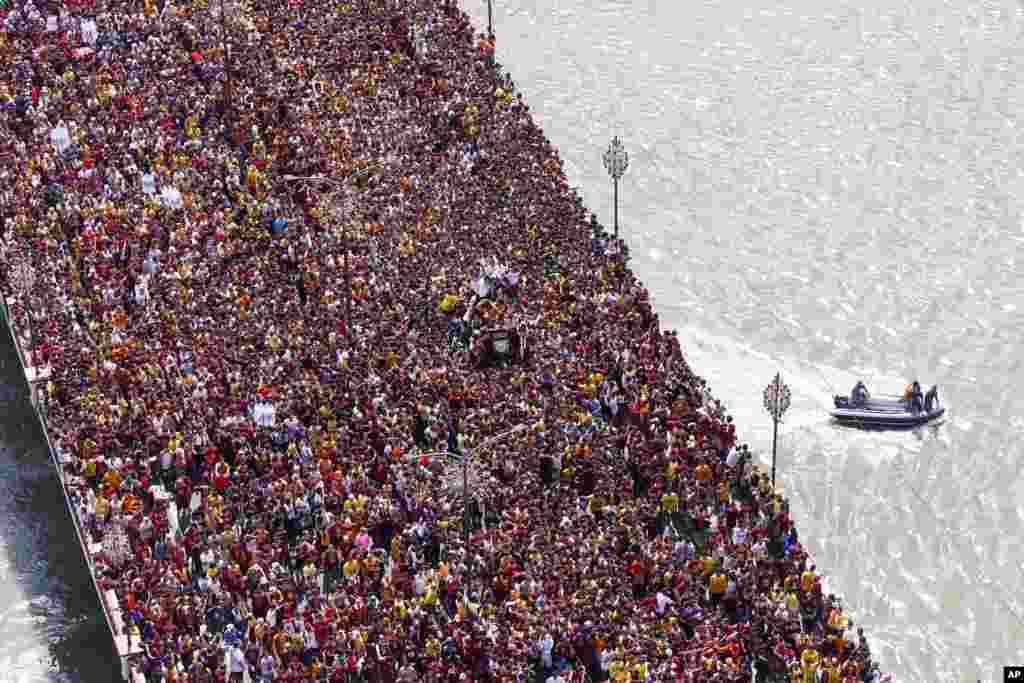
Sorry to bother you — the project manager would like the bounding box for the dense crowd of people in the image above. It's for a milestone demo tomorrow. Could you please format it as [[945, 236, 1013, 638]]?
[[0, 0, 892, 681]]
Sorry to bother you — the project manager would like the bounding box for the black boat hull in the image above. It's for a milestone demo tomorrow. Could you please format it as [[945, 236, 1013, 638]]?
[[830, 393, 945, 429]]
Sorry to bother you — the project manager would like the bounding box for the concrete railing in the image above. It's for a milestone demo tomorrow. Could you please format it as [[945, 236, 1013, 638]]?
[[1, 293, 143, 682]]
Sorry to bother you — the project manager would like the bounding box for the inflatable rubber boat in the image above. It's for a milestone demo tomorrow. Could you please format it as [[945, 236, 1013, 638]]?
[[830, 384, 945, 428]]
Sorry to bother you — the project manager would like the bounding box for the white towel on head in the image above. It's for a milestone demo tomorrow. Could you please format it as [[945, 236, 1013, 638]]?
[[160, 185, 183, 209], [81, 17, 98, 45]]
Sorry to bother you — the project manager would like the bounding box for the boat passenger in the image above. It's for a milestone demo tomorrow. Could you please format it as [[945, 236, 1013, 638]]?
[[911, 381, 923, 413], [850, 382, 869, 407]]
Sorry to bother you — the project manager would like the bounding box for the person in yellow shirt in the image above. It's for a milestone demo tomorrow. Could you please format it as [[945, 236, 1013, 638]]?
[[800, 647, 820, 683], [821, 657, 841, 683], [801, 565, 816, 593], [827, 607, 848, 632], [103, 468, 123, 490], [785, 590, 799, 618], [708, 569, 727, 607], [354, 494, 368, 515], [342, 556, 360, 581], [95, 494, 110, 521], [246, 164, 260, 190], [272, 629, 291, 657], [701, 557, 716, 577], [439, 293, 459, 313]]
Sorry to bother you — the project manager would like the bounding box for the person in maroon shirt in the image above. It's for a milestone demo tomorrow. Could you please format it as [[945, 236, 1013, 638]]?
[[252, 586, 270, 620], [328, 660, 346, 683], [725, 502, 740, 531], [312, 616, 332, 657]]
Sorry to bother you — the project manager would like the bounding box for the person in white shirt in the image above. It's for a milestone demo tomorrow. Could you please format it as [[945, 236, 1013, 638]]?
[[227, 643, 247, 682], [725, 446, 739, 468], [259, 652, 277, 682], [654, 591, 674, 616], [50, 119, 71, 154], [539, 632, 554, 670]]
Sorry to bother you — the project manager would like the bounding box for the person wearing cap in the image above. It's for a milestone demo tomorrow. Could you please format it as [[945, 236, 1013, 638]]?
[[708, 567, 728, 610]]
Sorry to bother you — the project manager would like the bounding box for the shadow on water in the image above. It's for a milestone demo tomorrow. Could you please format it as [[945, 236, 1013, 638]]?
[[0, 322, 120, 682]]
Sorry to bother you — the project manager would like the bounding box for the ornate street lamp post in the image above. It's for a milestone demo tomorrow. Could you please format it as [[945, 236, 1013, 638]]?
[[487, 0, 493, 35], [763, 372, 791, 488], [458, 424, 526, 548], [423, 424, 528, 549], [602, 136, 629, 239]]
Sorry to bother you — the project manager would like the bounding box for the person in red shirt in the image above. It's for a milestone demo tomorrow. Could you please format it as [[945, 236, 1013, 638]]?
[[313, 616, 332, 653], [328, 660, 346, 683]]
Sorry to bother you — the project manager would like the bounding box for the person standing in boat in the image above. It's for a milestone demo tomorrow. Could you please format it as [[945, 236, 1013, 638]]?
[[904, 381, 924, 413], [850, 382, 869, 407]]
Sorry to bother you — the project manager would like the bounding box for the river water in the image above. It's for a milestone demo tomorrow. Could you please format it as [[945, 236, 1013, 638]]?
[[460, 0, 1024, 681], [2, 0, 1022, 681]]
